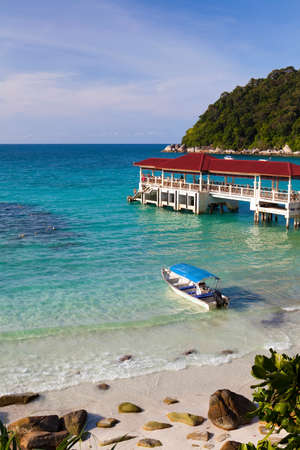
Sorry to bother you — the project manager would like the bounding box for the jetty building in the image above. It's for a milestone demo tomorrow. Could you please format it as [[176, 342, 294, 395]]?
[[129, 153, 300, 229]]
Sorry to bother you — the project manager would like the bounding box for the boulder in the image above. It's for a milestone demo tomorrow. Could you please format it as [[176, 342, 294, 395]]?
[[0, 393, 39, 407], [163, 397, 178, 405], [8, 415, 59, 438], [220, 441, 242, 450], [20, 430, 68, 450], [137, 438, 162, 447], [118, 402, 143, 413], [99, 435, 136, 446], [208, 389, 255, 430], [60, 409, 87, 435], [167, 412, 204, 426], [97, 418, 119, 428], [187, 431, 212, 441], [98, 383, 110, 390], [143, 421, 172, 431]]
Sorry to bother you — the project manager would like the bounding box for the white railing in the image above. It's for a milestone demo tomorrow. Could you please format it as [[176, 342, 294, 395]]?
[[141, 176, 300, 203]]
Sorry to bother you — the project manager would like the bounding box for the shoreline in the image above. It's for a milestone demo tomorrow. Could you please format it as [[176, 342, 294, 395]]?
[[3, 347, 298, 449]]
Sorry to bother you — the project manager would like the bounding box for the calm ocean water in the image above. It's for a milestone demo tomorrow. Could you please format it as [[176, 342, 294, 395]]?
[[1, 144, 300, 394]]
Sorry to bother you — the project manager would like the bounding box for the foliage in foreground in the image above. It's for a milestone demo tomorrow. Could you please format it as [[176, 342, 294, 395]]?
[[0, 420, 19, 450], [241, 349, 300, 450], [182, 66, 300, 150]]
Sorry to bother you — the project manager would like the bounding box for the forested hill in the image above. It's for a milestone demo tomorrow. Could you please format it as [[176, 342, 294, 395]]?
[[182, 67, 300, 150]]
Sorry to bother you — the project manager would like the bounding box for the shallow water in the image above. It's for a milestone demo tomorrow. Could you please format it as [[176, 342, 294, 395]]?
[[0, 144, 300, 393]]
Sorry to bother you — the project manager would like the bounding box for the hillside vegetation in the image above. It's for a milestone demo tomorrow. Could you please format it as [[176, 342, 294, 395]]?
[[182, 67, 300, 151]]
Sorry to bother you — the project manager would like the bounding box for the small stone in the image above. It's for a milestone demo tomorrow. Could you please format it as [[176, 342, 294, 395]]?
[[119, 354, 133, 362], [0, 392, 39, 407], [203, 444, 215, 449], [220, 441, 242, 450], [97, 418, 119, 428], [118, 402, 143, 413], [167, 412, 204, 426], [216, 433, 230, 442], [98, 383, 110, 390], [137, 438, 162, 447], [163, 397, 178, 405], [143, 421, 172, 431], [187, 431, 212, 441], [183, 349, 197, 356], [192, 445, 200, 448], [220, 350, 234, 355], [99, 435, 136, 446]]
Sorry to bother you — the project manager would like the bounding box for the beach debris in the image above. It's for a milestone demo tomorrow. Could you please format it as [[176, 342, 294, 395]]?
[[118, 402, 143, 413], [143, 421, 172, 431], [183, 349, 197, 356], [98, 383, 110, 390], [208, 389, 255, 430], [60, 409, 87, 435], [20, 430, 68, 450], [163, 396, 179, 405], [0, 392, 39, 407], [167, 412, 204, 426], [220, 441, 242, 450], [203, 444, 215, 449], [216, 432, 231, 442], [137, 438, 162, 447], [187, 431, 212, 441], [8, 415, 60, 438], [99, 435, 136, 446], [119, 354, 133, 362], [97, 417, 119, 428]]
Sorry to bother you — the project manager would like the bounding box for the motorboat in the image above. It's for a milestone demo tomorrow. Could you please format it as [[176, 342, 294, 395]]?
[[161, 263, 229, 311], [224, 156, 234, 160]]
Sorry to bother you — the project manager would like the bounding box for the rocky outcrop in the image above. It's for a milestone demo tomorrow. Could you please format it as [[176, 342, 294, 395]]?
[[143, 421, 172, 431], [20, 430, 68, 449], [118, 402, 143, 413], [8, 415, 60, 438], [220, 441, 241, 450], [208, 389, 255, 430], [167, 412, 204, 426], [0, 393, 39, 407], [97, 417, 119, 428], [137, 438, 162, 447], [60, 410, 87, 435]]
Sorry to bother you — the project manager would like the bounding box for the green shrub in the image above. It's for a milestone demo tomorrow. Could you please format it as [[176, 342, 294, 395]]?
[[242, 349, 300, 449]]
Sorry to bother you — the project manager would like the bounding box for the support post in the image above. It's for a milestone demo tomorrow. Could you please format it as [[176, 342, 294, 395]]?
[[162, 170, 164, 187], [199, 172, 203, 191], [288, 177, 291, 203]]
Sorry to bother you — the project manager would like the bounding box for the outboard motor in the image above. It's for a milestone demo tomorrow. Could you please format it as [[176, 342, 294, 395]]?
[[214, 290, 229, 308]]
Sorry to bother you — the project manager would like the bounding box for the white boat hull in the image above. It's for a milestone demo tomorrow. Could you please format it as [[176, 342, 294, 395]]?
[[161, 268, 229, 311]]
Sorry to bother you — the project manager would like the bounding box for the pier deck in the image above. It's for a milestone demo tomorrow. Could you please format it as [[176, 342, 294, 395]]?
[[130, 153, 300, 229]]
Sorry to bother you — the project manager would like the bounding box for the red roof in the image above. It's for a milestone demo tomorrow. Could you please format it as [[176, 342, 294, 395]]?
[[134, 153, 300, 179]]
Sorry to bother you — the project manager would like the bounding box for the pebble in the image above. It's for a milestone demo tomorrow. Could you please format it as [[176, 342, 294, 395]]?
[[137, 438, 162, 447], [216, 432, 231, 442], [163, 397, 179, 405], [97, 418, 119, 428], [98, 383, 110, 390]]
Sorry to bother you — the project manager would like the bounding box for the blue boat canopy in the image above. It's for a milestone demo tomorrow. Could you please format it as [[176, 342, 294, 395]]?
[[170, 263, 219, 283]]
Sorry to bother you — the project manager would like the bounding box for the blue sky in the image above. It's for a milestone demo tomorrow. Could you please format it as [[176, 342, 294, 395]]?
[[0, 0, 299, 143]]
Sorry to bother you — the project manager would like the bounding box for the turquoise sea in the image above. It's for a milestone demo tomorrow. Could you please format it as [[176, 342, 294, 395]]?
[[1, 144, 300, 394]]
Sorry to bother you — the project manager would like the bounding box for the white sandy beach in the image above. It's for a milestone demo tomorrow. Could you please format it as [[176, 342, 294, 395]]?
[[2, 347, 297, 449]]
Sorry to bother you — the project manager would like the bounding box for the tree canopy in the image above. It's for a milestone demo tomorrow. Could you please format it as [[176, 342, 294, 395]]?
[[182, 67, 300, 151]]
